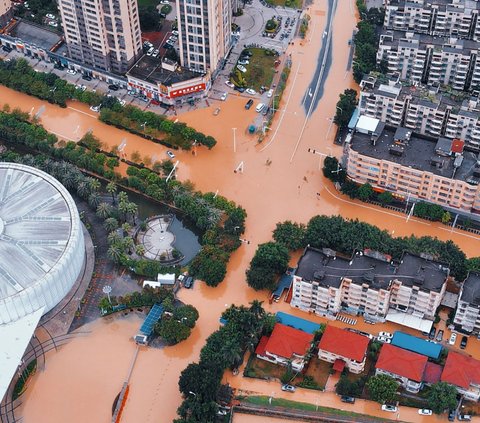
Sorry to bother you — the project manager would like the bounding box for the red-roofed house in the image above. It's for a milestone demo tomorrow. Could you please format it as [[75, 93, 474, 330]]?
[[254, 324, 314, 371], [422, 362, 442, 385], [375, 344, 428, 393], [317, 326, 370, 374], [442, 352, 480, 400]]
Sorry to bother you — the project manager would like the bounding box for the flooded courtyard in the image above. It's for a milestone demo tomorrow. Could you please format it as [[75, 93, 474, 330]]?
[[2, 0, 480, 420]]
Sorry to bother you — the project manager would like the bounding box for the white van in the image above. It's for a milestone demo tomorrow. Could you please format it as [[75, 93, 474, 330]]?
[[255, 103, 265, 113]]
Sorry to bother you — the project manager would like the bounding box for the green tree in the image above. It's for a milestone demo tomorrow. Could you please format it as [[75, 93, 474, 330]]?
[[156, 318, 191, 345], [377, 191, 393, 205], [246, 265, 277, 291], [427, 382, 458, 414], [96, 202, 112, 219], [334, 89, 357, 128], [104, 217, 119, 232], [178, 362, 223, 401], [250, 242, 290, 274], [323, 156, 346, 183], [341, 180, 359, 199], [173, 305, 200, 329], [366, 374, 399, 404], [442, 211, 452, 224], [357, 183, 373, 201], [272, 221, 306, 250], [189, 246, 228, 286], [106, 181, 117, 203]]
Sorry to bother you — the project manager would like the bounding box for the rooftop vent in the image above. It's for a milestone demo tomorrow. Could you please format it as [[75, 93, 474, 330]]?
[[313, 270, 326, 281]]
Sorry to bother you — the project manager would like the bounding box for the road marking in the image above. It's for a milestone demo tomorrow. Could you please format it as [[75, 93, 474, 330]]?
[[259, 60, 302, 152], [47, 130, 77, 142], [67, 106, 97, 118], [438, 226, 480, 241]]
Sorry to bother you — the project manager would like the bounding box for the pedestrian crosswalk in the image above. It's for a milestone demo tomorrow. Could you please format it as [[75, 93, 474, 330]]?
[[336, 314, 357, 325]]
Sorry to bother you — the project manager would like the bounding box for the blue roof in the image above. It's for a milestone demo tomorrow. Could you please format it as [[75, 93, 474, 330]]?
[[275, 312, 321, 334], [347, 108, 360, 130], [272, 274, 293, 297], [391, 331, 442, 359], [140, 303, 164, 336]]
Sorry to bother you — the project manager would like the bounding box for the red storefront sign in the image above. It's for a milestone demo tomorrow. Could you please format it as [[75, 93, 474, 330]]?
[[169, 83, 206, 98]]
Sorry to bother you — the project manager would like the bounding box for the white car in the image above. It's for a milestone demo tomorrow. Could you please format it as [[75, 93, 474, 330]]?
[[119, 99, 126, 106], [46, 13, 56, 19], [267, 88, 274, 98], [160, 0, 170, 3], [381, 404, 397, 413], [48, 21, 58, 27], [67, 69, 76, 75], [449, 332, 457, 345], [166, 150, 175, 159], [225, 80, 235, 88], [281, 384, 295, 392], [89, 105, 100, 112], [418, 409, 433, 416], [220, 92, 228, 101], [172, 30, 179, 36], [236, 64, 247, 73], [378, 331, 393, 339], [245, 88, 256, 95], [238, 59, 249, 65], [377, 336, 392, 344]]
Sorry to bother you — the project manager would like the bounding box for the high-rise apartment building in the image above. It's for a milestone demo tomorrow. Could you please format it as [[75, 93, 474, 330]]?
[[0, 0, 12, 28], [58, 0, 142, 74], [176, 0, 232, 74]]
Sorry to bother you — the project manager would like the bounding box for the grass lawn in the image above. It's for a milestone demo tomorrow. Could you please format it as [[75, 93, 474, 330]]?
[[244, 357, 286, 380], [232, 48, 276, 91], [302, 358, 331, 390], [266, 0, 303, 8], [244, 396, 391, 421], [137, 0, 159, 7]]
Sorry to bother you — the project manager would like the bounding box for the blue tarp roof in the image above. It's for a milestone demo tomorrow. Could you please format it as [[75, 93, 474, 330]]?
[[272, 274, 293, 297], [140, 303, 164, 336], [275, 312, 321, 334], [391, 331, 442, 359], [347, 108, 360, 130]]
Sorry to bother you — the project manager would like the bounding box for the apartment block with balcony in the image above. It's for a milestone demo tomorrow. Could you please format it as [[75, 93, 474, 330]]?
[[177, 0, 232, 75], [59, 0, 142, 74], [344, 123, 480, 214], [0, 0, 12, 28], [359, 73, 480, 148], [377, 30, 480, 91], [454, 272, 480, 334], [384, 0, 480, 42]]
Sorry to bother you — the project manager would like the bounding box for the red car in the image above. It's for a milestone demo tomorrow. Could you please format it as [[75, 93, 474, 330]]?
[[150, 99, 160, 106]]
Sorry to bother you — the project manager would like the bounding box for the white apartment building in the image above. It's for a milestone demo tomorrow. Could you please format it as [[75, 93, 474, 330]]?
[[58, 0, 142, 74], [291, 248, 449, 323], [384, 0, 480, 42], [454, 272, 480, 334], [359, 74, 480, 148], [176, 0, 232, 74], [377, 31, 480, 91], [0, 0, 12, 28]]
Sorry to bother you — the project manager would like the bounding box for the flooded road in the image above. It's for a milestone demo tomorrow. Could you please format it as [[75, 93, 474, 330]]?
[[4, 0, 480, 421]]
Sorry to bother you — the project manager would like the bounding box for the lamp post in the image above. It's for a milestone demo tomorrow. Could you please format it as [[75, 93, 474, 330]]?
[[102, 285, 112, 304]]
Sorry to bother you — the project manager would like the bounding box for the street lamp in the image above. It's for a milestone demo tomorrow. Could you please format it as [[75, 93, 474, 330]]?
[[102, 285, 112, 304]]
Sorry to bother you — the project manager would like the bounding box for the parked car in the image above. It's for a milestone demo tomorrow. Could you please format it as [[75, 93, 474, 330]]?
[[377, 336, 392, 344], [2, 45, 12, 52], [245, 88, 256, 95], [166, 150, 175, 159], [267, 88, 274, 98], [220, 92, 228, 101], [448, 409, 456, 421], [67, 69, 77, 75], [245, 99, 253, 110], [108, 84, 119, 91], [119, 99, 126, 106], [163, 43, 173, 49], [81, 74, 92, 81], [340, 396, 355, 404], [184, 276, 193, 289], [236, 64, 247, 73], [281, 384, 295, 392], [429, 326, 436, 340], [378, 331, 393, 339], [262, 106, 270, 116], [458, 415, 472, 421], [89, 105, 100, 112], [448, 332, 457, 345], [238, 59, 249, 66], [418, 409, 432, 416], [381, 404, 397, 413], [234, 86, 245, 93], [46, 13, 56, 19], [225, 80, 235, 88], [460, 336, 468, 349], [436, 329, 444, 342]]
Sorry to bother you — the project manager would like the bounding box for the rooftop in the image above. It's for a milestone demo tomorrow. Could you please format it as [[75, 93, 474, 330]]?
[[442, 351, 480, 389], [0, 163, 75, 300], [295, 247, 396, 290], [385, 0, 480, 11], [396, 253, 449, 292], [275, 311, 321, 334], [349, 124, 480, 185], [459, 272, 480, 305], [423, 361, 443, 384], [318, 325, 370, 362], [262, 323, 313, 359], [391, 331, 443, 359], [9, 20, 62, 51], [127, 55, 202, 86], [376, 343, 428, 382]]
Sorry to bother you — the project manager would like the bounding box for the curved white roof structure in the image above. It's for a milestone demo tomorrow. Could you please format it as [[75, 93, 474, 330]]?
[[0, 163, 85, 324]]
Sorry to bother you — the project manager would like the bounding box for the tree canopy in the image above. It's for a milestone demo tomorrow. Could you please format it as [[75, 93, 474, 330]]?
[[366, 374, 399, 404], [427, 382, 458, 414], [272, 221, 306, 251]]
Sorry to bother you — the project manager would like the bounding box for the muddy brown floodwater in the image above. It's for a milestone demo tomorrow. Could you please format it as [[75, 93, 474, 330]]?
[[5, 0, 480, 421]]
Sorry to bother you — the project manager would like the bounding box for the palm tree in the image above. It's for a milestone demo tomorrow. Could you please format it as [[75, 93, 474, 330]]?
[[77, 181, 91, 199], [135, 244, 145, 256], [121, 222, 132, 234], [220, 339, 243, 368], [62, 170, 77, 190], [106, 181, 117, 204], [122, 236, 134, 253], [96, 202, 111, 219], [127, 202, 138, 225], [107, 244, 123, 263], [249, 300, 265, 319], [104, 217, 119, 233], [117, 191, 128, 204], [87, 177, 101, 193], [88, 192, 101, 208], [118, 200, 129, 222], [107, 230, 121, 245]]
